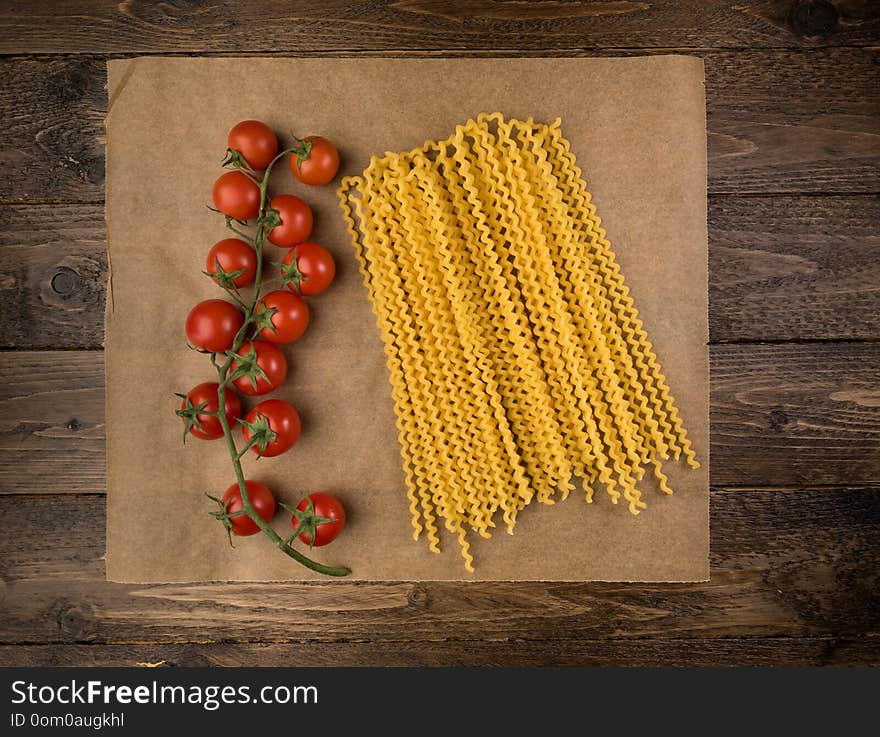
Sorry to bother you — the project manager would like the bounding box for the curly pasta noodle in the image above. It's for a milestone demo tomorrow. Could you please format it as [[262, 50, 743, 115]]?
[[338, 114, 699, 571]]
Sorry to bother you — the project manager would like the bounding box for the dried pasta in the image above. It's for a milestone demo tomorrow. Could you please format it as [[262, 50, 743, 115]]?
[[338, 113, 699, 571]]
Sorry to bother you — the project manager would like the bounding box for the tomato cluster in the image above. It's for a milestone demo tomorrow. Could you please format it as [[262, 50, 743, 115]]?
[[177, 120, 348, 565]]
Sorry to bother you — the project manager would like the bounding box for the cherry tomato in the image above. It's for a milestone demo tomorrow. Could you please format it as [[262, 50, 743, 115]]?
[[227, 120, 278, 171], [178, 382, 241, 440], [255, 290, 309, 344], [292, 492, 346, 547], [186, 299, 244, 352], [290, 136, 339, 186], [282, 242, 336, 296], [220, 480, 276, 536], [205, 238, 257, 288], [242, 399, 301, 458], [212, 171, 260, 221], [267, 195, 313, 247], [231, 340, 287, 396]]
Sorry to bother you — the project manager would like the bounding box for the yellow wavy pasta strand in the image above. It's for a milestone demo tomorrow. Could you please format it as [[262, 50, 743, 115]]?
[[338, 114, 700, 569]]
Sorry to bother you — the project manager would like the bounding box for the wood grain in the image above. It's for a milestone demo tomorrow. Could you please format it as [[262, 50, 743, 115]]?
[[0, 58, 105, 203], [0, 352, 105, 495], [1, 637, 877, 667], [1, 345, 878, 494], [710, 343, 880, 486], [706, 48, 880, 193], [0, 204, 106, 349], [0, 50, 877, 203], [0, 489, 876, 649], [2, 196, 876, 349], [0, 0, 876, 54], [709, 195, 880, 341]]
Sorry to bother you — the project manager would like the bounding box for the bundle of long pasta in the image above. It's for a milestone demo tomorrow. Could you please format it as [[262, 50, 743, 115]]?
[[338, 113, 699, 571]]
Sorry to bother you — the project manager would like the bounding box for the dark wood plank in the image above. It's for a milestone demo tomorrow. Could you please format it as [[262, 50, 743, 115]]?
[[0, 204, 106, 349], [2, 345, 877, 494], [710, 343, 880, 486], [0, 0, 876, 53], [0, 58, 105, 203], [0, 494, 102, 582], [2, 636, 878, 667], [0, 489, 877, 647], [709, 195, 880, 341], [0, 352, 104, 495], [1, 51, 877, 203], [3, 196, 876, 349], [706, 48, 880, 194]]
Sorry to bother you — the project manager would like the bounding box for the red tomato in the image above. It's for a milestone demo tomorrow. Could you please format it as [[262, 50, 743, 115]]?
[[267, 195, 313, 247], [242, 399, 301, 458], [231, 340, 287, 395], [290, 136, 339, 185], [212, 171, 260, 221], [292, 492, 346, 547], [205, 238, 257, 288], [185, 299, 244, 352], [227, 120, 278, 171], [255, 290, 309, 344], [282, 242, 336, 296], [177, 382, 241, 441], [220, 480, 276, 536]]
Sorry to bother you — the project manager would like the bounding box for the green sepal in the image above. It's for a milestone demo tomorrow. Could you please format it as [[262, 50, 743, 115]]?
[[252, 303, 279, 336], [227, 344, 270, 392], [277, 255, 307, 294], [238, 412, 278, 458], [205, 204, 250, 225], [221, 147, 249, 170], [225, 212, 250, 226], [262, 207, 282, 231], [207, 489, 256, 547], [207, 492, 237, 547], [283, 498, 334, 550], [289, 135, 313, 167], [175, 392, 210, 444], [204, 257, 246, 290]]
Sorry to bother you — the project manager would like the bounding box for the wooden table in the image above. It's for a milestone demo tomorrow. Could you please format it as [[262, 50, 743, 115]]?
[[0, 1, 878, 667]]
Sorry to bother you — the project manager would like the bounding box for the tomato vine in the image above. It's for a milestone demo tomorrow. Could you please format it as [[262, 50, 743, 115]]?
[[182, 142, 350, 578]]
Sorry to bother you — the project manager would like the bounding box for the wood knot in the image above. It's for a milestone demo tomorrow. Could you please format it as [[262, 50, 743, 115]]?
[[768, 409, 790, 432], [51, 267, 82, 296], [46, 60, 92, 104], [67, 418, 81, 431], [788, 0, 839, 38], [407, 583, 429, 608], [54, 599, 97, 641]]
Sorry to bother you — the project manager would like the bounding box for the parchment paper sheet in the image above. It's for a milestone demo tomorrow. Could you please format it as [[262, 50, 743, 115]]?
[[105, 56, 708, 582]]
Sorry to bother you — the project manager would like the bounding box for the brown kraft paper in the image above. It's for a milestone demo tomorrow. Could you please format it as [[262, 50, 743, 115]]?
[[104, 56, 709, 582]]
